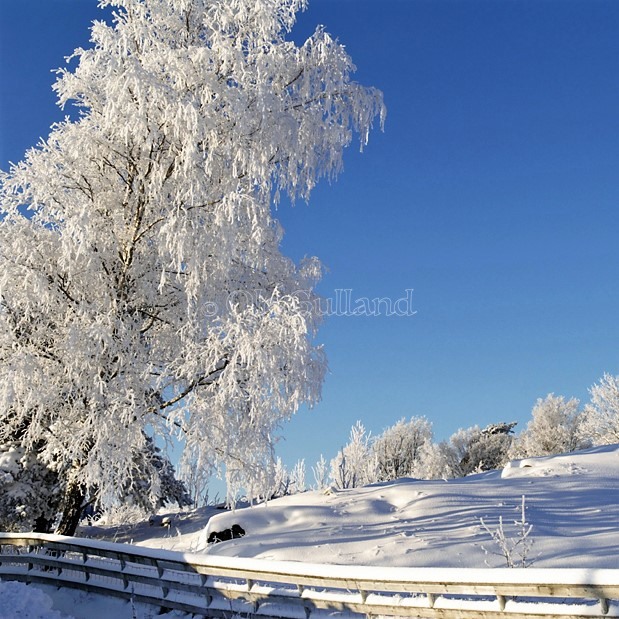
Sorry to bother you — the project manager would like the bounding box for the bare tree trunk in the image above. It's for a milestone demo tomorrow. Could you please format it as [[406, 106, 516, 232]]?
[[55, 479, 85, 536], [33, 515, 54, 533]]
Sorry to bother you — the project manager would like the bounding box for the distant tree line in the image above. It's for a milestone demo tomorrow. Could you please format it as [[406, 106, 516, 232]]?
[[266, 372, 619, 496]]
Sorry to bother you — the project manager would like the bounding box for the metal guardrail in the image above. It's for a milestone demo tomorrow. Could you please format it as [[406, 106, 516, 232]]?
[[0, 532, 617, 618]]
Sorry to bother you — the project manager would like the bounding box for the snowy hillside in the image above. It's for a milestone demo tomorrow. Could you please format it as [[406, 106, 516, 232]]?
[[83, 445, 619, 570], [3, 445, 618, 618]]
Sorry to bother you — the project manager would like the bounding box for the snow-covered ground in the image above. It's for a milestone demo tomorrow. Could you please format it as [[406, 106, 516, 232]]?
[[198, 444, 619, 568], [83, 444, 619, 569], [3, 445, 619, 618], [0, 580, 190, 619]]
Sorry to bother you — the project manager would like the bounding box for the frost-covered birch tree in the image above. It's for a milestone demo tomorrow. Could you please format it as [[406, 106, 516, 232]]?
[[0, 0, 384, 533]]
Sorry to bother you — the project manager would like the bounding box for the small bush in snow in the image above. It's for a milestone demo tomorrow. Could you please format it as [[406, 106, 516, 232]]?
[[479, 495, 534, 568]]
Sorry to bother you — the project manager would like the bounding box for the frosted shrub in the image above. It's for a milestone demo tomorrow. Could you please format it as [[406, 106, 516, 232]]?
[[0, 443, 60, 532], [411, 421, 515, 480], [583, 373, 619, 445], [510, 394, 588, 458], [479, 495, 534, 568], [97, 503, 151, 526], [411, 440, 457, 480], [312, 454, 329, 491], [289, 459, 306, 495], [330, 422, 377, 489], [372, 416, 432, 481]]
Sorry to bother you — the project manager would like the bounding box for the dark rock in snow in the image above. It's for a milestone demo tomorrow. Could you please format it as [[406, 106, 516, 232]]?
[[149, 514, 173, 528], [208, 524, 245, 544]]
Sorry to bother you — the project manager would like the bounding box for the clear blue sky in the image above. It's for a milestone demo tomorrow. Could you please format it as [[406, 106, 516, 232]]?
[[2, 1, 619, 483]]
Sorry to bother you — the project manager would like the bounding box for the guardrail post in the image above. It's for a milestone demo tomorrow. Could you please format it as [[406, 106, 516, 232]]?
[[427, 592, 437, 608], [497, 594, 506, 611], [600, 597, 609, 615], [79, 551, 88, 581], [27, 544, 35, 572], [119, 556, 129, 590]]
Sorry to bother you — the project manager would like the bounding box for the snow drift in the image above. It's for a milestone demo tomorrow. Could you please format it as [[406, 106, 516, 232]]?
[[197, 445, 619, 569]]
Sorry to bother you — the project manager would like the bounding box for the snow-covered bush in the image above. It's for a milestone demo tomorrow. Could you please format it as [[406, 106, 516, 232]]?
[[178, 445, 213, 509], [110, 436, 192, 515], [411, 440, 457, 480], [266, 457, 291, 499], [460, 422, 517, 475], [445, 425, 483, 477], [582, 373, 619, 446], [372, 416, 432, 481], [312, 454, 330, 491], [409, 422, 515, 480], [289, 459, 307, 495], [510, 394, 589, 458], [330, 422, 377, 489], [0, 443, 61, 532]]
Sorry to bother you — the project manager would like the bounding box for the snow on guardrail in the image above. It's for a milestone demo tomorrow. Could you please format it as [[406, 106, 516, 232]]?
[[0, 532, 618, 618]]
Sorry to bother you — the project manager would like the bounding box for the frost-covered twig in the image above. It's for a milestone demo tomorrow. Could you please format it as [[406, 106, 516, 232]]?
[[479, 495, 534, 568]]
